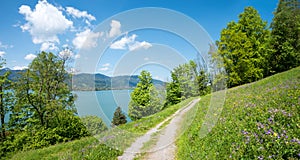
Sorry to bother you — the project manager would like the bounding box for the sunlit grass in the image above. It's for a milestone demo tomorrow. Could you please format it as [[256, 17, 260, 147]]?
[[177, 67, 300, 159]]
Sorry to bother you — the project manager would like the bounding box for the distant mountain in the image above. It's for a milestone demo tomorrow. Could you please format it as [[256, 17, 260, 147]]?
[[0, 68, 25, 81], [72, 73, 166, 90], [1, 69, 166, 91]]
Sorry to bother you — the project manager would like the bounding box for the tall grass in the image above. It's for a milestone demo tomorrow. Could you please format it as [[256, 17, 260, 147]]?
[[177, 67, 300, 159]]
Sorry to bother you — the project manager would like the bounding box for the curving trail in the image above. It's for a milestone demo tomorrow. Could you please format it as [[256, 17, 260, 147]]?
[[118, 98, 200, 160]]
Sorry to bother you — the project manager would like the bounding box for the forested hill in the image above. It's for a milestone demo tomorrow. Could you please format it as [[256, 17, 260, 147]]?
[[0, 68, 166, 91]]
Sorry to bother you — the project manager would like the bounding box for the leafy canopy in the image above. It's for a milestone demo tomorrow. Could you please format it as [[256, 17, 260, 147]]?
[[128, 70, 162, 120]]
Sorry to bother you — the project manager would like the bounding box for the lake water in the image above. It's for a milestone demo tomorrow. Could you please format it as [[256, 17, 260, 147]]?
[[0, 90, 131, 127], [74, 90, 132, 126]]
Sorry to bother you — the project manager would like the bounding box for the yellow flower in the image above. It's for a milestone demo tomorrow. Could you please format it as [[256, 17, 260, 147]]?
[[273, 132, 278, 137]]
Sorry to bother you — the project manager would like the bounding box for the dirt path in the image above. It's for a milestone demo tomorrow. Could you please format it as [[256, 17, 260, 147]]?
[[118, 98, 200, 160]]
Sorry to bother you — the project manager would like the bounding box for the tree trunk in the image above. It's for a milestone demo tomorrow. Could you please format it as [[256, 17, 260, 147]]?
[[0, 85, 6, 139]]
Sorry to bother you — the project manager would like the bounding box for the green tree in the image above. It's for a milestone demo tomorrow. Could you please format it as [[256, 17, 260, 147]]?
[[128, 70, 162, 120], [0, 60, 12, 140], [268, 0, 300, 73], [216, 7, 270, 87], [111, 106, 127, 126], [5, 51, 88, 153], [197, 70, 210, 96], [165, 60, 210, 106], [165, 72, 182, 106], [12, 51, 76, 128], [173, 61, 199, 99]]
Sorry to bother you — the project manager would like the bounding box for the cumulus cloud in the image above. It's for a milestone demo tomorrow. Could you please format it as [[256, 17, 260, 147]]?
[[0, 51, 5, 57], [129, 41, 152, 51], [40, 42, 58, 51], [66, 7, 96, 21], [24, 53, 37, 60], [19, 0, 73, 45], [110, 34, 152, 51], [13, 66, 28, 70], [72, 29, 103, 49], [109, 20, 121, 38], [110, 34, 136, 50]]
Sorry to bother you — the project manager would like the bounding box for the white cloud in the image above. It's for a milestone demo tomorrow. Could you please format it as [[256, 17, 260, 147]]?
[[110, 34, 136, 50], [72, 29, 103, 49], [19, 0, 73, 45], [99, 67, 109, 71], [0, 51, 5, 57], [98, 63, 110, 71], [13, 66, 28, 70], [129, 41, 152, 51], [66, 7, 96, 21], [110, 34, 152, 51], [24, 53, 37, 60], [40, 42, 58, 51], [109, 20, 121, 38], [102, 63, 110, 67], [144, 57, 149, 61]]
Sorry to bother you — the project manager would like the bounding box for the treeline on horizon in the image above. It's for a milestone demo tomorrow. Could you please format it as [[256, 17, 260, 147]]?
[[0, 0, 299, 158]]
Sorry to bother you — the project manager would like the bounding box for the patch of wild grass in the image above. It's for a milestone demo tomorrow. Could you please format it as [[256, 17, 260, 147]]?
[[177, 67, 300, 159]]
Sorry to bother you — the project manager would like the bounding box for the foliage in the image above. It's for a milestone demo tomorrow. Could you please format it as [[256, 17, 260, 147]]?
[[6, 137, 121, 160], [111, 107, 127, 126], [0, 58, 12, 141], [6, 98, 196, 160], [128, 70, 162, 120], [216, 7, 270, 87], [177, 67, 300, 159], [11, 51, 76, 128], [165, 72, 182, 106], [1, 52, 88, 156], [81, 115, 108, 135], [268, 0, 300, 73], [165, 60, 210, 106]]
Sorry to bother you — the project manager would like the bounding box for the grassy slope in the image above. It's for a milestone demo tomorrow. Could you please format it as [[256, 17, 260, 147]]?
[[8, 98, 196, 160], [177, 67, 300, 159]]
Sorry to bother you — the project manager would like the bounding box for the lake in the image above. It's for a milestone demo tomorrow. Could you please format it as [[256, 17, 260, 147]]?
[[74, 90, 132, 126], [0, 90, 131, 127]]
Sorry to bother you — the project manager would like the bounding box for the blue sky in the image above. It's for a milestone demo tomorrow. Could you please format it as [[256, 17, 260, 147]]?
[[0, 0, 278, 81]]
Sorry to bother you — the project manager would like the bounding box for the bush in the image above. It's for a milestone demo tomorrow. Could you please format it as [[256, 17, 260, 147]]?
[[81, 115, 107, 135]]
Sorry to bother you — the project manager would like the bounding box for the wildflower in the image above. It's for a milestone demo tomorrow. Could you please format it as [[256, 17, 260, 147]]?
[[268, 117, 273, 123], [242, 130, 248, 135], [273, 132, 278, 137], [265, 129, 272, 135]]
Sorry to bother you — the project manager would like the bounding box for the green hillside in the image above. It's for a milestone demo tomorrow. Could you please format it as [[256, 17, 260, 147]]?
[[177, 67, 300, 159], [6, 67, 300, 160]]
